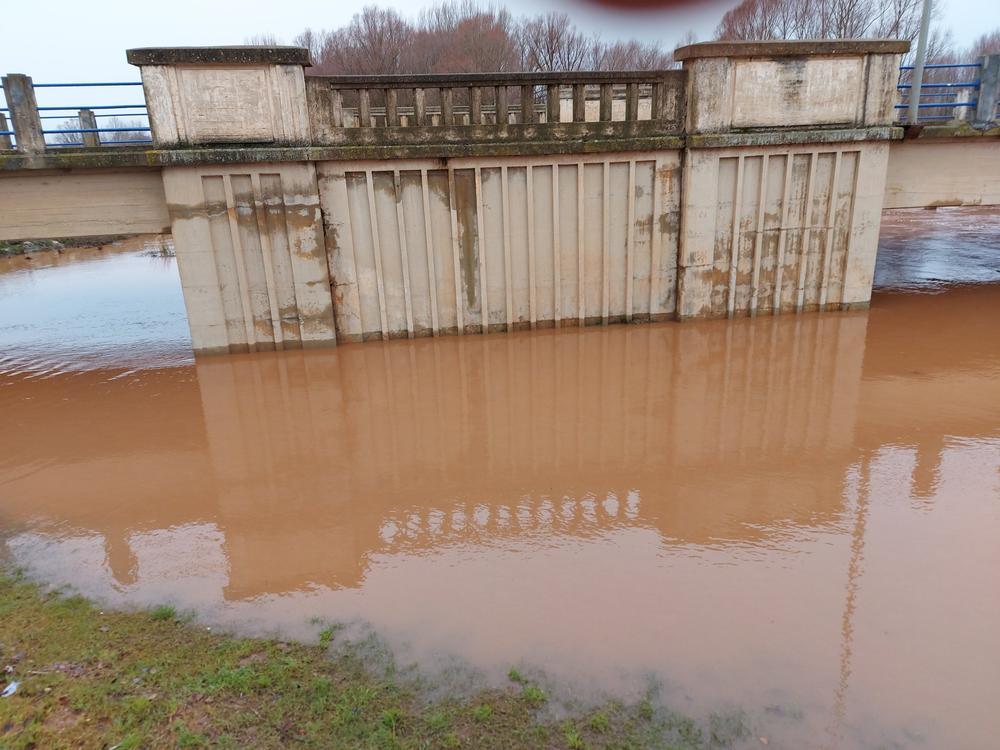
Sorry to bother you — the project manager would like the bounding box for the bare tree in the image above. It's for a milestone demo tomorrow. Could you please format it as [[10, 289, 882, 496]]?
[[967, 29, 1000, 58], [715, 0, 927, 44], [407, 1, 520, 72], [517, 13, 592, 71], [285, 2, 678, 76], [244, 33, 282, 45], [306, 6, 413, 75]]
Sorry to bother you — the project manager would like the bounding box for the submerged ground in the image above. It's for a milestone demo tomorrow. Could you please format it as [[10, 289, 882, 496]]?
[[2, 210, 999, 748], [4, 571, 750, 749]]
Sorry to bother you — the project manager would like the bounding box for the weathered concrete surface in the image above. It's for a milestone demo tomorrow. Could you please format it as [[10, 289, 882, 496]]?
[[678, 142, 889, 318], [674, 40, 902, 319], [885, 138, 1000, 208], [677, 39, 907, 134], [0, 168, 170, 241], [318, 151, 681, 341], [133, 47, 311, 148], [161, 162, 335, 353], [126, 47, 312, 66], [1, 74, 45, 153]]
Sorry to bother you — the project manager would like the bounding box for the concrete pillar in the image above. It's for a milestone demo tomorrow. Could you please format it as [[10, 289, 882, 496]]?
[[0, 112, 12, 150], [125, 47, 333, 354], [160, 162, 336, 354], [78, 108, 100, 147], [126, 46, 312, 147], [974, 55, 999, 125], [672, 39, 908, 319], [1, 74, 45, 153]]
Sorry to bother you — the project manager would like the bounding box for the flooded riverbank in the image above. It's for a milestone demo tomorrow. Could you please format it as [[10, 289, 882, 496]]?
[[2, 212, 999, 748]]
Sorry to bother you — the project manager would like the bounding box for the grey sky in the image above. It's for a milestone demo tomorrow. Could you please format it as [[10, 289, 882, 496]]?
[[1, 0, 994, 113]]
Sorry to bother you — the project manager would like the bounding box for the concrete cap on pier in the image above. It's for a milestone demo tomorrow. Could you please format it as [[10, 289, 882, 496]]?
[[673, 38, 911, 61], [126, 46, 312, 67]]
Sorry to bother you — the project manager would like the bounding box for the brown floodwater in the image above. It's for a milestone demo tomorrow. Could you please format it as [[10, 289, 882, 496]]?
[[2, 211, 999, 748]]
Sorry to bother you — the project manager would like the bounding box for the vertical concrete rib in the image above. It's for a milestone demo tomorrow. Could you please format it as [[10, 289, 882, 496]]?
[[552, 163, 561, 326], [774, 153, 794, 314], [840, 152, 862, 308], [602, 159, 610, 324], [250, 173, 284, 349], [393, 170, 415, 338], [221, 176, 257, 351], [501, 165, 513, 332], [750, 154, 768, 317], [650, 157, 664, 318], [447, 168, 464, 334], [727, 156, 745, 318], [420, 168, 440, 335], [364, 169, 389, 339], [526, 164, 536, 329], [819, 150, 842, 309], [576, 162, 585, 325], [625, 159, 635, 322], [797, 152, 818, 312], [474, 166, 489, 333]]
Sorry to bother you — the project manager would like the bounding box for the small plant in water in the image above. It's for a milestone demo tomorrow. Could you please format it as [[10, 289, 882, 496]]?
[[563, 722, 585, 749], [318, 627, 335, 645], [522, 684, 547, 706], [150, 605, 175, 622], [472, 704, 493, 722], [589, 711, 610, 733], [508, 667, 526, 683]]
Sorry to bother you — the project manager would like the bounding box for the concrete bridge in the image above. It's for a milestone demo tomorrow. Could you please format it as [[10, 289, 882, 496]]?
[[1, 40, 998, 354]]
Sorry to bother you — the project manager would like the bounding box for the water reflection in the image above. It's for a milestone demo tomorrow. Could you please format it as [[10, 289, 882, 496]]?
[[3, 285, 1000, 747]]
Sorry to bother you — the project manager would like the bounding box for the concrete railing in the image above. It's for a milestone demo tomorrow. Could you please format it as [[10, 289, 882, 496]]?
[[305, 71, 685, 145]]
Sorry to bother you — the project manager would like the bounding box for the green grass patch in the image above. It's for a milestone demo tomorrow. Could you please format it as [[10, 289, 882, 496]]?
[[150, 604, 176, 622], [0, 569, 755, 749]]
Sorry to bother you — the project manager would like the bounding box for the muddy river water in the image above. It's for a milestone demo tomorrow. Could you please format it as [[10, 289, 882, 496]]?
[[2, 212, 999, 748]]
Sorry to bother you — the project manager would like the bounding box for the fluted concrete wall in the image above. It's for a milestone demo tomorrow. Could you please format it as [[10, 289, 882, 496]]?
[[161, 163, 336, 354], [318, 152, 681, 341]]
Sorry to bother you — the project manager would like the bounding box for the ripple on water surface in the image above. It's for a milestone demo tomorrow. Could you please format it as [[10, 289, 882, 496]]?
[[0, 237, 193, 377], [2, 216, 1000, 749]]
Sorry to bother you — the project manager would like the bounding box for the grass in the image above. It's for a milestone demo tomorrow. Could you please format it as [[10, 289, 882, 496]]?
[[0, 569, 756, 749]]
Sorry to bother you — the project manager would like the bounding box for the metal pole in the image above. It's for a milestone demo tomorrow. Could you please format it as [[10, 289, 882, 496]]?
[[907, 0, 933, 125]]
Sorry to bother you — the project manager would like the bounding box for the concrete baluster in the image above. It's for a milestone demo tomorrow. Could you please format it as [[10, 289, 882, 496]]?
[[79, 108, 100, 147], [0, 112, 12, 149], [1, 74, 45, 153], [974, 55, 999, 125]]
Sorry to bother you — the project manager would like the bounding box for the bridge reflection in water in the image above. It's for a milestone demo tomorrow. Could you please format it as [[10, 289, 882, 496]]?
[[2, 288, 999, 748]]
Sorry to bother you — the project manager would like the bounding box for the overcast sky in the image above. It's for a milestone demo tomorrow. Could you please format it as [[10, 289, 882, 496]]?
[[1, 0, 993, 112]]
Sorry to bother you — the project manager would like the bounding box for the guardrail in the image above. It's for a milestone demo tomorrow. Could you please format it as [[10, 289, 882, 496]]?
[[895, 57, 999, 124], [305, 71, 686, 146], [0, 76, 150, 152]]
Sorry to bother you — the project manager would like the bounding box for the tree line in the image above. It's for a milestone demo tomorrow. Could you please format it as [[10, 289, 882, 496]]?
[[248, 1, 680, 75], [249, 0, 997, 76]]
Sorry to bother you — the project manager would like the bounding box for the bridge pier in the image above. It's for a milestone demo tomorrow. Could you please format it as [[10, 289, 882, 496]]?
[[161, 163, 335, 354], [123, 40, 906, 352], [673, 41, 903, 318]]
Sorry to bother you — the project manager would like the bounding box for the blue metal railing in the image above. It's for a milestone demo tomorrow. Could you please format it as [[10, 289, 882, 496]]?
[[895, 62, 982, 123], [0, 80, 151, 148]]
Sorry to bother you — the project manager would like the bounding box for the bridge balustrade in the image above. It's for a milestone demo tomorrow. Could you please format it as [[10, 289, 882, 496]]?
[[304, 71, 686, 146]]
